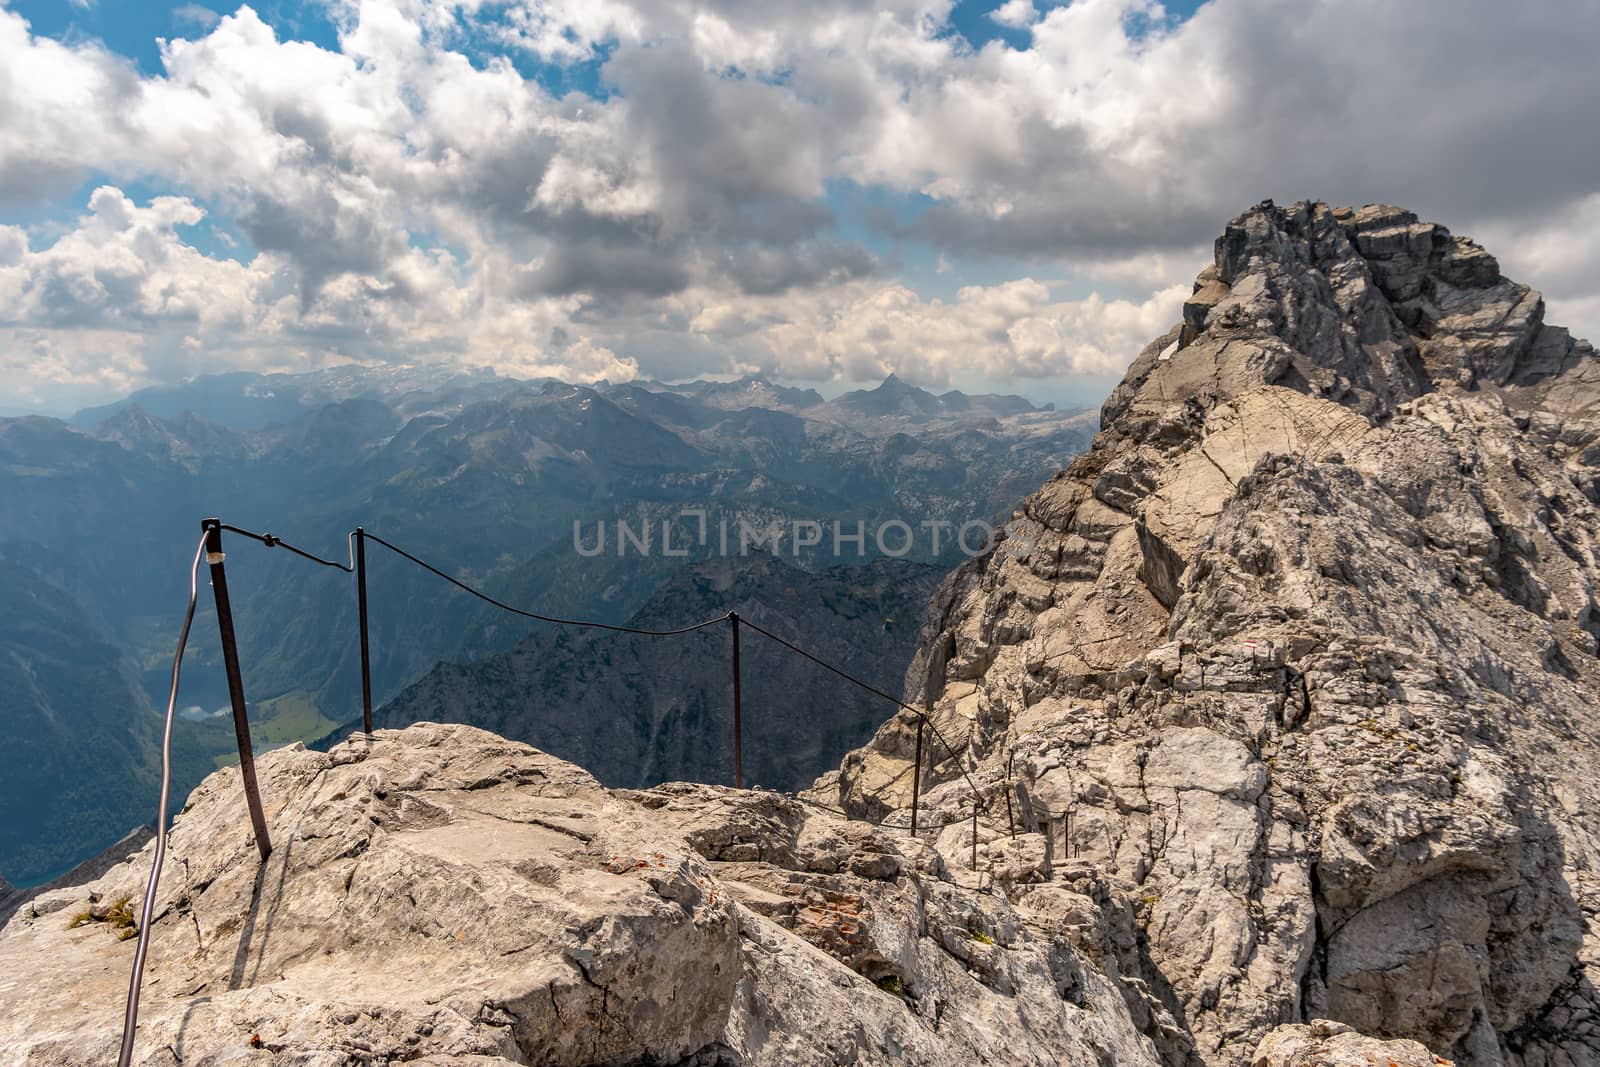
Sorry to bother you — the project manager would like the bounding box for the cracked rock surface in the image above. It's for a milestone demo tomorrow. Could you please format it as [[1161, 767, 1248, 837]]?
[[819, 201, 1600, 1067], [0, 723, 1168, 1065]]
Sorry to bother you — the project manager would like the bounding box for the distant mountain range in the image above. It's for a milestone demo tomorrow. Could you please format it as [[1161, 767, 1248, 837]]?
[[634, 372, 1051, 421], [66, 367, 1055, 430], [0, 366, 1091, 884], [827, 373, 1046, 419], [67, 364, 512, 431]]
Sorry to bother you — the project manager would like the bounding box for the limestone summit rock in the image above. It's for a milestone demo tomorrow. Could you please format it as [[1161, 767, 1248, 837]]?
[[0, 722, 1167, 1065], [819, 201, 1600, 1066]]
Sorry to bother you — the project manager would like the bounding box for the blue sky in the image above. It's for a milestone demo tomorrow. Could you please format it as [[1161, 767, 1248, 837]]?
[[2, 0, 1597, 415]]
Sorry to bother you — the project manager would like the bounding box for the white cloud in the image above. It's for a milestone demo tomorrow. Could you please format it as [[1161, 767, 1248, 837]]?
[[1, 181, 1183, 395], [0, 9, 140, 204], [676, 274, 1188, 385], [990, 0, 1038, 29], [0, 0, 1597, 410], [0, 187, 257, 330], [1072, 245, 1210, 295]]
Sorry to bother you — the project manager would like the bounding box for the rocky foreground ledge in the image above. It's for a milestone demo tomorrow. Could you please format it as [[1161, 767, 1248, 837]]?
[[0, 722, 1433, 1066]]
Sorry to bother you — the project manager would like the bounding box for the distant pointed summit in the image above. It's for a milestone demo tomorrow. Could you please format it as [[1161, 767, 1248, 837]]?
[[89, 403, 245, 470], [830, 374, 945, 417], [827, 374, 1040, 421]]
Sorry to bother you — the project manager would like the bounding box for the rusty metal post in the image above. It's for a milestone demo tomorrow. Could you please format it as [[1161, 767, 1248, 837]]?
[[910, 715, 924, 834], [202, 519, 272, 862], [729, 611, 743, 789], [970, 805, 979, 869], [356, 527, 372, 734]]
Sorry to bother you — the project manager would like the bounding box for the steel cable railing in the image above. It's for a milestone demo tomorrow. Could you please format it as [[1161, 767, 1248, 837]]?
[[363, 533, 1003, 827], [116, 532, 205, 1067], [361, 532, 730, 636], [116, 520, 356, 1062], [217, 522, 354, 573], [736, 614, 997, 821], [116, 517, 1009, 1062]]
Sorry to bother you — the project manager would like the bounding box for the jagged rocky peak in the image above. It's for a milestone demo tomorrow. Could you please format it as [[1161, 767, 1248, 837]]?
[[1104, 199, 1595, 438], [817, 201, 1600, 1065]]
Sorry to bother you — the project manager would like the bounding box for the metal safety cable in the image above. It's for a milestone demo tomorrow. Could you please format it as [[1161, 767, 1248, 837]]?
[[117, 531, 207, 1067], [361, 531, 730, 636], [736, 615, 997, 817], [218, 522, 353, 572]]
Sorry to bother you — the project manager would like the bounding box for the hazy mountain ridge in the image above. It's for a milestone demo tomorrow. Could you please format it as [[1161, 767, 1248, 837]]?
[[67, 365, 513, 431], [823, 372, 1049, 421], [0, 371, 1090, 884]]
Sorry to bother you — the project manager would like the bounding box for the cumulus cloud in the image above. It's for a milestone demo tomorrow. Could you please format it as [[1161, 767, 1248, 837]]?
[[990, 0, 1038, 29], [0, 10, 141, 205], [0, 183, 519, 394], [0, 0, 1597, 410], [0, 187, 256, 330], [5, 172, 1151, 391], [674, 274, 1188, 386]]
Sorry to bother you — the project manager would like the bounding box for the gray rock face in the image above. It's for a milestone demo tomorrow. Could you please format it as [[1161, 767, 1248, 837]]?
[[0, 724, 1172, 1065], [820, 201, 1600, 1066]]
